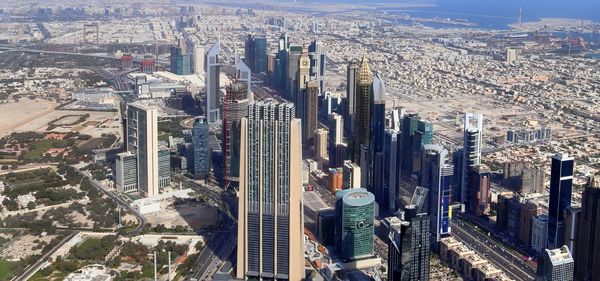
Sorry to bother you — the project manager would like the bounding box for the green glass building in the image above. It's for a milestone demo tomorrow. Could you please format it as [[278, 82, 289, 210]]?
[[335, 188, 375, 261]]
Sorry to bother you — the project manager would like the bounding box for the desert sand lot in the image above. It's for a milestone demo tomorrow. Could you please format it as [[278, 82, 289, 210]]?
[[0, 98, 121, 138], [144, 202, 219, 230]]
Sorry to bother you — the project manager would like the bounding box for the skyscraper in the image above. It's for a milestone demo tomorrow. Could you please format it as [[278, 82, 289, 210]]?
[[205, 41, 221, 123], [170, 46, 191, 75], [315, 128, 328, 165], [308, 40, 326, 93], [537, 246, 574, 281], [303, 81, 319, 145], [345, 60, 358, 137], [387, 205, 431, 281], [193, 45, 205, 75], [461, 113, 483, 204], [235, 55, 253, 102], [236, 101, 304, 280], [370, 74, 387, 212], [244, 35, 268, 73], [126, 103, 159, 197], [353, 55, 372, 162], [286, 45, 302, 102], [546, 153, 574, 250], [223, 82, 249, 185], [574, 176, 600, 280], [335, 188, 375, 261], [192, 117, 210, 179], [400, 114, 433, 175], [115, 151, 138, 193], [468, 164, 491, 216], [384, 128, 400, 213], [328, 113, 344, 167], [421, 144, 453, 245]]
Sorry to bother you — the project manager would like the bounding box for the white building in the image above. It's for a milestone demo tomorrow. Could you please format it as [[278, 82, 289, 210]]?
[[64, 264, 112, 281]]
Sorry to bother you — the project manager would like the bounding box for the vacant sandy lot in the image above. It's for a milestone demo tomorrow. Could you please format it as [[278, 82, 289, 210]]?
[[0, 98, 121, 138], [144, 201, 218, 230]]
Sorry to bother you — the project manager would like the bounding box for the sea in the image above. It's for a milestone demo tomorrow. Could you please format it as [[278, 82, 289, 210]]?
[[306, 0, 600, 30]]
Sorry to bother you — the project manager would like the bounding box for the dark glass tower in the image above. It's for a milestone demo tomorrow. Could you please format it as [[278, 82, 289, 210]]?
[[353, 55, 372, 162], [421, 144, 453, 246], [369, 74, 387, 212], [335, 188, 375, 261], [388, 205, 431, 281], [574, 176, 600, 280], [546, 153, 574, 250], [244, 35, 268, 73]]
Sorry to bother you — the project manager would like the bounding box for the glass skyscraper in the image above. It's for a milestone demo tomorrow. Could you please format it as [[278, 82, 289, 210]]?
[[547, 153, 574, 249], [421, 144, 453, 246], [192, 117, 209, 179], [335, 188, 375, 261]]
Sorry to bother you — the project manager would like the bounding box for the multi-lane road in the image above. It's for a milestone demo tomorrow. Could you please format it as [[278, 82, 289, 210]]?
[[451, 216, 536, 281]]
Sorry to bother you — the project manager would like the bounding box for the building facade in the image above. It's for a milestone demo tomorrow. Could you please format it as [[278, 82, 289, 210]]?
[[335, 188, 375, 261], [574, 176, 600, 281], [421, 144, 453, 245], [546, 153, 574, 250], [205, 42, 221, 123], [192, 118, 210, 179]]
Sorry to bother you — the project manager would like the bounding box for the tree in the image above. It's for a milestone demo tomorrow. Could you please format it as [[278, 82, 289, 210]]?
[[3, 198, 19, 211], [27, 202, 36, 210]]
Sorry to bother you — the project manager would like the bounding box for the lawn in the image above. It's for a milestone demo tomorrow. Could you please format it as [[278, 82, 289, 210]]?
[[0, 260, 14, 280], [24, 139, 69, 158]]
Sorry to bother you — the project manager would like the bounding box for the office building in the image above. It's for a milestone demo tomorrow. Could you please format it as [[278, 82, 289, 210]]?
[[401, 114, 433, 175], [421, 144, 453, 244], [223, 82, 249, 184], [329, 168, 343, 192], [353, 55, 372, 162], [244, 35, 268, 73], [345, 60, 358, 137], [468, 164, 491, 216], [334, 143, 350, 170], [537, 246, 574, 281], [574, 176, 600, 281], [370, 74, 387, 212], [193, 45, 205, 75], [192, 117, 210, 179], [563, 206, 579, 255], [308, 40, 326, 93], [328, 113, 344, 168], [115, 151, 137, 193], [384, 128, 400, 213], [388, 205, 431, 281], [460, 113, 483, 204], [286, 45, 302, 102], [235, 55, 252, 102], [141, 55, 156, 74], [343, 160, 361, 189], [532, 215, 549, 253], [158, 147, 171, 188], [519, 201, 539, 248], [317, 208, 336, 246], [121, 53, 133, 70], [126, 102, 160, 197], [335, 188, 375, 261], [547, 153, 574, 250], [170, 46, 191, 75], [315, 128, 328, 165], [205, 41, 221, 123], [236, 101, 304, 281], [304, 81, 320, 145]]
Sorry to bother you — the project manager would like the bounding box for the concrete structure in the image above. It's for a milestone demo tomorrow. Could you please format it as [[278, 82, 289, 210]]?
[[328, 113, 344, 167], [236, 101, 304, 280], [328, 168, 343, 193], [461, 112, 483, 204], [193, 46, 205, 75], [547, 153, 574, 250], [115, 151, 137, 193], [303, 81, 320, 145], [315, 128, 328, 166], [537, 246, 574, 281], [335, 188, 375, 262], [223, 82, 249, 184], [468, 164, 491, 216], [519, 200, 539, 247], [205, 41, 221, 123], [342, 160, 361, 189], [308, 40, 326, 94], [126, 102, 160, 197]]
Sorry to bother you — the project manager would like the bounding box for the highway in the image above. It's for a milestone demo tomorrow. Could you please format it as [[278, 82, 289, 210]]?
[[451, 217, 536, 281]]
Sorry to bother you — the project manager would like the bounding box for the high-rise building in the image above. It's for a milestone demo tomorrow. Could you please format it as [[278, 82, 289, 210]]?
[[532, 215, 549, 253], [468, 164, 491, 216], [519, 201, 539, 248], [223, 82, 249, 185], [236, 101, 304, 280], [369, 74, 387, 212], [308, 40, 326, 93], [537, 246, 574, 281], [387, 205, 431, 281], [303, 81, 320, 145], [170, 46, 191, 75], [546, 153, 574, 250], [400, 114, 432, 175], [562, 206, 580, 255], [460, 113, 483, 204], [141, 55, 156, 74], [384, 128, 400, 213], [205, 42, 221, 123], [345, 60, 358, 137], [574, 176, 600, 281], [421, 144, 453, 245], [329, 168, 343, 193], [193, 45, 205, 75], [115, 151, 138, 193], [343, 160, 361, 189], [296, 46, 311, 123], [126, 102, 160, 197], [335, 188, 375, 261], [315, 128, 328, 165], [286, 45, 302, 102], [328, 113, 343, 167], [244, 35, 268, 73], [235, 55, 253, 102], [121, 53, 133, 70], [192, 117, 210, 179], [353, 55, 372, 162]]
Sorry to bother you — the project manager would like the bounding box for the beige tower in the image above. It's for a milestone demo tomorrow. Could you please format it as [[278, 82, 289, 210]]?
[[237, 101, 305, 281]]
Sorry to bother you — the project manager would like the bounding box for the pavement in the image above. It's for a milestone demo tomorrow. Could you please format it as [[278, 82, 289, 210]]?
[[451, 216, 536, 281]]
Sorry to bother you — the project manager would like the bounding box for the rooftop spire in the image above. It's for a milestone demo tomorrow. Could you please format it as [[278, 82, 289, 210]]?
[[358, 54, 372, 85]]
